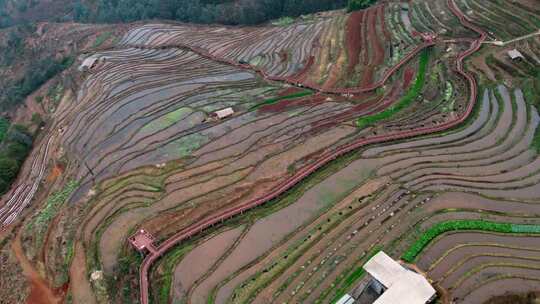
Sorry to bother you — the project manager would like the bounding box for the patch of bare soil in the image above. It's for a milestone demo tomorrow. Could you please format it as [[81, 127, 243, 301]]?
[[12, 231, 65, 304], [471, 52, 496, 82]]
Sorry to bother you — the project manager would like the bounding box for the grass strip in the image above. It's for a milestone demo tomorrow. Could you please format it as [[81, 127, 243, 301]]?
[[250, 90, 313, 110], [26, 180, 80, 245], [329, 245, 382, 304], [401, 219, 540, 263], [356, 48, 430, 128]]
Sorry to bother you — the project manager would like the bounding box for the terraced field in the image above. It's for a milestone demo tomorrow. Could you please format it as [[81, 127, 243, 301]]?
[[0, 0, 539, 304], [166, 84, 540, 304]]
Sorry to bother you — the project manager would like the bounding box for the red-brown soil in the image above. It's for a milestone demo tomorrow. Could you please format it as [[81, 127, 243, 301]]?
[[46, 164, 64, 183], [403, 67, 415, 89], [345, 11, 365, 75], [12, 232, 66, 304]]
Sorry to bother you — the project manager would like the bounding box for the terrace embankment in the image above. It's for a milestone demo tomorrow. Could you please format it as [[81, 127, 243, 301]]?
[[3, 0, 540, 303]]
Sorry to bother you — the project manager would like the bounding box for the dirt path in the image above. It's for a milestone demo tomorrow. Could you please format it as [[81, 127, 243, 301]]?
[[69, 242, 97, 304], [11, 231, 65, 304]]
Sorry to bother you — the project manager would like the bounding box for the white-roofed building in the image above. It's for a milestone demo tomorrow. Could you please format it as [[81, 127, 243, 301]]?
[[362, 251, 436, 304], [79, 55, 105, 71], [507, 49, 524, 60], [213, 107, 235, 119]]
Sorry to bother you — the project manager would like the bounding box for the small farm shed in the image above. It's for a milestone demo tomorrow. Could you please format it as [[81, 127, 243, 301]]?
[[213, 107, 235, 119], [507, 49, 524, 60], [363, 251, 436, 304], [79, 55, 105, 71]]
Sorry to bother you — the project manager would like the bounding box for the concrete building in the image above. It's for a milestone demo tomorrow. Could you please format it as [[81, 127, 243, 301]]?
[[362, 251, 436, 304], [507, 49, 524, 60]]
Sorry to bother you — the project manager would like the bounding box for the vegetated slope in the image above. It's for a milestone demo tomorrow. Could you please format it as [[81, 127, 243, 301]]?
[[0, 6, 444, 303], [0, 0, 539, 304], [0, 0, 348, 29]]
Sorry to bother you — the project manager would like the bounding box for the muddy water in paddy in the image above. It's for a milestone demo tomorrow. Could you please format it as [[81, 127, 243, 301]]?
[[441, 255, 540, 288], [172, 226, 244, 302], [417, 233, 540, 271], [362, 89, 492, 158], [428, 244, 540, 280], [454, 266, 540, 300], [461, 277, 540, 304], [189, 158, 380, 304], [420, 192, 540, 216]]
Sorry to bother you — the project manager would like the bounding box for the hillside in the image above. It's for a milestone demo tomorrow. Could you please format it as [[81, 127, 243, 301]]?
[[0, 1, 540, 304], [0, 0, 347, 28]]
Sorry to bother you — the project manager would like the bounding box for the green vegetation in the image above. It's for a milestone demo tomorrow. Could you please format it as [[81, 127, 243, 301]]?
[[1, 56, 73, 111], [164, 133, 209, 158], [142, 107, 192, 133], [74, 0, 347, 25], [356, 48, 430, 128], [26, 180, 80, 241], [0, 117, 9, 143], [92, 31, 113, 48], [0, 124, 33, 195], [154, 244, 193, 304], [271, 16, 295, 26], [330, 246, 382, 303], [401, 220, 540, 263], [347, 0, 378, 12], [250, 90, 313, 110]]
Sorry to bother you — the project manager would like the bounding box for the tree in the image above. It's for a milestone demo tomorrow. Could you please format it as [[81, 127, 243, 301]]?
[[5, 142, 30, 162], [73, 0, 90, 21], [347, 0, 376, 12], [0, 157, 19, 182]]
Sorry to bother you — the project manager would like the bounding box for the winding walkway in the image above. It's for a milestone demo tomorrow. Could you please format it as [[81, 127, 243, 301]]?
[[136, 1, 487, 303]]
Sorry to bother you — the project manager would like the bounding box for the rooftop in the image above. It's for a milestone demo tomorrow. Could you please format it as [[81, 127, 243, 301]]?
[[214, 107, 235, 119], [363, 251, 436, 304], [507, 49, 524, 60]]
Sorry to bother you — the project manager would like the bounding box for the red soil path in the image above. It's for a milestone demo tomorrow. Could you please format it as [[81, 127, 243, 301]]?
[[403, 67, 415, 89], [379, 5, 392, 41], [346, 10, 365, 75], [361, 6, 385, 87], [137, 1, 486, 303]]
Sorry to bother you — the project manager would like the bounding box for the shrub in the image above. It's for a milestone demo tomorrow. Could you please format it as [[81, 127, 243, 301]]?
[[0, 117, 9, 143], [0, 124, 33, 195], [0, 56, 73, 111], [31, 113, 43, 126], [0, 157, 20, 182], [347, 0, 378, 12]]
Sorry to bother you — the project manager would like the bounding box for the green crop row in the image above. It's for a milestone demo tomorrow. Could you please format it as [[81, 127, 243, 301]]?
[[356, 48, 430, 129], [250, 90, 313, 110], [401, 220, 540, 263]]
